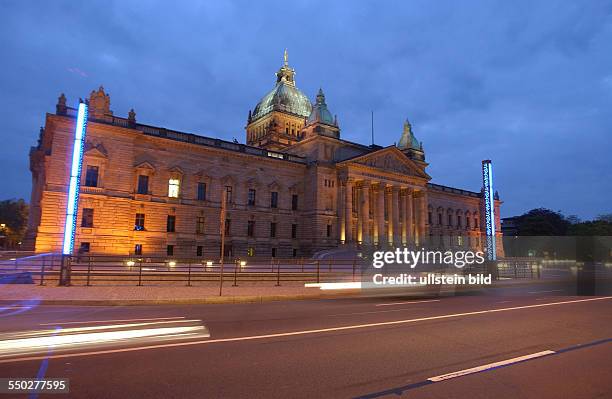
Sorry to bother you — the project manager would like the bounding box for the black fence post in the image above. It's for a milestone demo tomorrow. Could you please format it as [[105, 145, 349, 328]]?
[[187, 261, 192, 287], [300, 257, 304, 273], [138, 260, 143, 286], [276, 259, 281, 286], [39, 256, 46, 286], [86, 256, 92, 286], [352, 258, 356, 282], [316, 260, 320, 283], [233, 261, 238, 287]]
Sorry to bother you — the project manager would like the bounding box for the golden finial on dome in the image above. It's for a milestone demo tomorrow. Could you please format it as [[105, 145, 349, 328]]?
[[284, 49, 288, 66]]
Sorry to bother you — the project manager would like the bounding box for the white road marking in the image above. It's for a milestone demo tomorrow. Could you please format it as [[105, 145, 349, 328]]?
[[528, 290, 564, 294], [39, 316, 186, 326], [376, 300, 440, 307], [496, 301, 511, 304], [428, 350, 556, 382], [0, 296, 609, 364]]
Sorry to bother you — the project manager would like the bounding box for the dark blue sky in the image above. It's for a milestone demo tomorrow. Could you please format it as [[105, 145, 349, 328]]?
[[1, 1, 611, 219]]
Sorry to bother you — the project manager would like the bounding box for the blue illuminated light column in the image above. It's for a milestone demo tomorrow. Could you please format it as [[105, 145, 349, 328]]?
[[62, 102, 88, 256], [482, 160, 496, 261]]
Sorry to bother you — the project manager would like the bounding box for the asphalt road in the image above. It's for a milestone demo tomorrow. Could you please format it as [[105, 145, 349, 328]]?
[[0, 288, 611, 398]]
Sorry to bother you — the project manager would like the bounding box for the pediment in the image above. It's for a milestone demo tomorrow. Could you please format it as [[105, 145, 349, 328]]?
[[84, 142, 108, 159], [134, 161, 156, 171], [168, 166, 185, 175], [246, 177, 261, 187], [341, 147, 430, 180], [268, 180, 281, 190]]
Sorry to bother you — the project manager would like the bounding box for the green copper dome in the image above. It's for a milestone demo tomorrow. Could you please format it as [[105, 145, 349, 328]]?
[[307, 88, 336, 126], [251, 51, 312, 121]]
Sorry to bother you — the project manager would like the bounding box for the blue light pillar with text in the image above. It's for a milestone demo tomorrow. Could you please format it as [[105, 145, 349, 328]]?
[[59, 102, 88, 286]]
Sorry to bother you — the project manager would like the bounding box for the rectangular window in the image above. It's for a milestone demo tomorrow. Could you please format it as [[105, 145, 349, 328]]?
[[270, 222, 277, 238], [271, 248, 277, 258], [134, 244, 142, 256], [247, 220, 255, 237], [196, 217, 205, 234], [291, 224, 297, 239], [167, 215, 176, 232], [225, 186, 233, 203], [196, 245, 203, 257], [84, 166, 99, 187], [448, 214, 452, 226], [291, 194, 298, 210], [248, 189, 256, 206], [466, 218, 471, 228], [326, 224, 331, 237], [457, 215, 462, 227], [167, 245, 174, 256], [137, 175, 149, 194], [270, 191, 278, 208], [475, 218, 479, 229], [79, 242, 90, 253], [225, 219, 231, 235], [428, 212, 432, 225], [135, 213, 145, 231], [197, 182, 207, 201], [168, 178, 180, 198], [81, 208, 94, 227], [292, 248, 297, 258], [438, 213, 443, 225]]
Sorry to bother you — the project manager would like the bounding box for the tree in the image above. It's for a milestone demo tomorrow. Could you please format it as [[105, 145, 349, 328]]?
[[516, 208, 569, 236], [568, 220, 612, 236], [596, 214, 612, 224], [0, 199, 29, 249]]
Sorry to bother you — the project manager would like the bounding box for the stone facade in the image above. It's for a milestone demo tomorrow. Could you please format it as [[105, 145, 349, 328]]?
[[27, 57, 503, 258]]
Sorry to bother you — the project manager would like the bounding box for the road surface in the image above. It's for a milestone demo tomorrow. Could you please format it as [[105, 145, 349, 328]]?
[[0, 287, 610, 398]]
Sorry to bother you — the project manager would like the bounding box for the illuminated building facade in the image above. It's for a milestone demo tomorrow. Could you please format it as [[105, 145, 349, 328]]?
[[26, 53, 503, 258]]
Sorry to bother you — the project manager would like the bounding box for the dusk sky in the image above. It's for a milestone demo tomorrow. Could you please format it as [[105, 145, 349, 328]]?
[[1, 1, 610, 219]]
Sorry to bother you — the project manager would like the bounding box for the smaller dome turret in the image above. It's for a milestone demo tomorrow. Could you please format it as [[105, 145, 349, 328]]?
[[307, 88, 337, 127]]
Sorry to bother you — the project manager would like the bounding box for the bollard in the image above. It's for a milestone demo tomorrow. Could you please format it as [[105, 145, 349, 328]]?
[[276, 259, 281, 286], [352, 258, 356, 282], [316, 260, 320, 283]]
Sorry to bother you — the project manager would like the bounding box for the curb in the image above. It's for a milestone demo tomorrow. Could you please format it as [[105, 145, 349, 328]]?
[[0, 292, 362, 306]]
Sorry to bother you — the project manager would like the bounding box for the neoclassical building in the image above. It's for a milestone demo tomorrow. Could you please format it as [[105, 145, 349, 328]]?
[[27, 53, 503, 258]]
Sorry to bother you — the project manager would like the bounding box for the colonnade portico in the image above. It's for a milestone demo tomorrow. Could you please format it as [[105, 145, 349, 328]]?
[[339, 176, 428, 248]]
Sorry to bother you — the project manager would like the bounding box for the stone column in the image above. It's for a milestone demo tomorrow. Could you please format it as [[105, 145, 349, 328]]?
[[339, 180, 346, 244], [392, 186, 400, 246], [345, 178, 353, 244], [371, 184, 379, 245], [377, 184, 385, 246], [356, 182, 363, 244], [406, 188, 414, 246], [416, 190, 428, 246], [361, 181, 371, 245], [385, 187, 393, 245], [400, 189, 407, 245]]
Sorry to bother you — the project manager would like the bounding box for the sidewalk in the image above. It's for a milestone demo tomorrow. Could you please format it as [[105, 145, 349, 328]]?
[[0, 278, 567, 306], [0, 283, 357, 306]]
